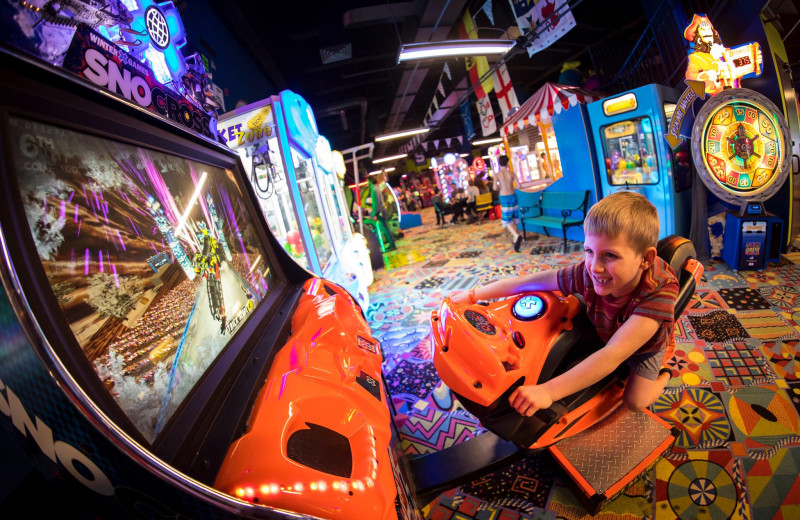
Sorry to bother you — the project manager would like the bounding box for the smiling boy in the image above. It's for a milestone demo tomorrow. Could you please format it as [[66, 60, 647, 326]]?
[[451, 191, 678, 415]]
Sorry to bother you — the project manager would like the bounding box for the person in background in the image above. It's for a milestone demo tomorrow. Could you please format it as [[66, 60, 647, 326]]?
[[451, 191, 678, 415], [452, 186, 469, 223], [494, 155, 523, 251], [465, 179, 481, 223], [432, 187, 464, 225]]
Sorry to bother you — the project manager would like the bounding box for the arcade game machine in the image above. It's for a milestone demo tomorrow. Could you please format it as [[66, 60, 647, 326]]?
[[217, 94, 336, 277], [501, 83, 602, 194], [315, 136, 373, 307], [340, 143, 387, 269], [353, 171, 405, 253], [691, 89, 791, 269], [217, 97, 372, 307], [586, 84, 693, 240], [0, 9, 420, 520], [500, 83, 603, 244], [431, 153, 468, 202], [675, 13, 791, 269]]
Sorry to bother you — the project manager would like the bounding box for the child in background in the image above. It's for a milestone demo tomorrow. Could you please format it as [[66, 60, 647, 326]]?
[[494, 155, 523, 251], [451, 191, 678, 414]]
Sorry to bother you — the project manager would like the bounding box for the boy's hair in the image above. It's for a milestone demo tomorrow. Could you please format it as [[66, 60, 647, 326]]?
[[499, 155, 509, 167], [585, 191, 659, 252]]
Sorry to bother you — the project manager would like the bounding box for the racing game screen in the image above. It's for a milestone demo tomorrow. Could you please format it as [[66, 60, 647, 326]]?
[[8, 115, 274, 442]]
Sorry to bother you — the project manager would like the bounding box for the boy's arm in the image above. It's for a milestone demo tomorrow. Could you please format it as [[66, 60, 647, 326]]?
[[509, 314, 660, 416], [451, 269, 560, 304]]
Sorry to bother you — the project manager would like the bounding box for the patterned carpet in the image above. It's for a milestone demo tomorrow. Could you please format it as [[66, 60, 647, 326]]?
[[367, 206, 800, 520]]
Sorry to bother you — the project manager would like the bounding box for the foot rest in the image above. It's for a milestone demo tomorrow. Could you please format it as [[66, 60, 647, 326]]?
[[547, 406, 675, 515]]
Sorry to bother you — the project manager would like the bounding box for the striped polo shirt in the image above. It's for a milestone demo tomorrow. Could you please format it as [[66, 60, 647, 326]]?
[[557, 257, 679, 355]]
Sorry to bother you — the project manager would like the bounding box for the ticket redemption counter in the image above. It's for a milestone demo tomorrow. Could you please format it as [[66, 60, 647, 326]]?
[[586, 84, 693, 239], [0, 50, 421, 519]]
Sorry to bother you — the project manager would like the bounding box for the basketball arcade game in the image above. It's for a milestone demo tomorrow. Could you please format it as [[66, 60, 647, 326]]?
[[0, 36, 419, 520]]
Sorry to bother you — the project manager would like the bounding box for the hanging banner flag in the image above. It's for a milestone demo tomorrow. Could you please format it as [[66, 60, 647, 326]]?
[[437, 80, 446, 98], [443, 63, 452, 81], [458, 9, 494, 97], [445, 138, 452, 147], [508, 0, 576, 58], [481, 0, 495, 25], [492, 63, 520, 120], [460, 101, 476, 141], [476, 95, 497, 136]]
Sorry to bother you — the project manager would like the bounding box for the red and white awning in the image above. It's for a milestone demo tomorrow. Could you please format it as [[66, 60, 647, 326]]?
[[501, 82, 603, 137]]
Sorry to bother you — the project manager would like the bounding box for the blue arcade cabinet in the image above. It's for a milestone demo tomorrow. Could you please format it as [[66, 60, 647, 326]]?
[[586, 84, 693, 240]]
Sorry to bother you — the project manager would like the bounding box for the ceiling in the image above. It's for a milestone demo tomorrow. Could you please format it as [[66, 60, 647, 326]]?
[[204, 0, 648, 166]]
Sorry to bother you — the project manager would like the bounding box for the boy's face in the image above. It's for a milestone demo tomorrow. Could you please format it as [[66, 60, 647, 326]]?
[[583, 232, 655, 299]]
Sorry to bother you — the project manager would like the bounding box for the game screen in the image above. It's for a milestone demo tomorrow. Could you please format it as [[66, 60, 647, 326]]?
[[7, 115, 274, 442], [600, 117, 660, 186]]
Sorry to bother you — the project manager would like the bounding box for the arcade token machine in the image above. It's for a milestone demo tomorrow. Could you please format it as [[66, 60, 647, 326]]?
[[690, 89, 791, 269], [587, 84, 693, 239], [218, 93, 371, 307]]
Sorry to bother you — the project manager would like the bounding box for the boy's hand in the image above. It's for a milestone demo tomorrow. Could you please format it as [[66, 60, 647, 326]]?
[[509, 384, 553, 417], [450, 290, 471, 304]]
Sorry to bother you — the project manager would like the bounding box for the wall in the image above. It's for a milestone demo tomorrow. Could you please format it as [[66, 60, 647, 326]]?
[[180, 0, 278, 112]]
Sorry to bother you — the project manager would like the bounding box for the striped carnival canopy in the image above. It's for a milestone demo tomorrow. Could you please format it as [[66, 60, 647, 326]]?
[[501, 82, 604, 137]]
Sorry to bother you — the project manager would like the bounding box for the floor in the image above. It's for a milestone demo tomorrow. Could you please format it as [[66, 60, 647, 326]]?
[[370, 206, 800, 520]]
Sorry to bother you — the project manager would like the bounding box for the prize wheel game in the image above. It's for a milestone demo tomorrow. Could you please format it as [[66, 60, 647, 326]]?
[[690, 88, 791, 206]]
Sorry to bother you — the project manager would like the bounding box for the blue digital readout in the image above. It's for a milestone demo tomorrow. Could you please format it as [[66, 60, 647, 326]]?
[[512, 295, 545, 321]]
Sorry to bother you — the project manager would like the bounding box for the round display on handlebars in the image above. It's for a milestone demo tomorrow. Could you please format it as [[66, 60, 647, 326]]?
[[512, 295, 546, 321]]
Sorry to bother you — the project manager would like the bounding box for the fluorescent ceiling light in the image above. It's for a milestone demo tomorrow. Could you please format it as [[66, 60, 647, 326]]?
[[459, 153, 469, 157], [368, 167, 396, 176], [372, 153, 407, 164], [472, 137, 503, 145], [398, 39, 515, 63], [375, 127, 429, 142]]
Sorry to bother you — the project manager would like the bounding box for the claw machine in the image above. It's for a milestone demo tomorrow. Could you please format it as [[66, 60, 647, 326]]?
[[315, 135, 373, 307], [218, 92, 371, 304], [586, 84, 693, 239]]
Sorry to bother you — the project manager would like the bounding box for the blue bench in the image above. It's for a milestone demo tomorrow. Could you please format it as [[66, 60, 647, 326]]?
[[518, 190, 590, 252]]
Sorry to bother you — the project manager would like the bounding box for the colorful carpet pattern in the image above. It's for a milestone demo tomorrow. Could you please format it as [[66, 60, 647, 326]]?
[[366, 207, 800, 519]]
